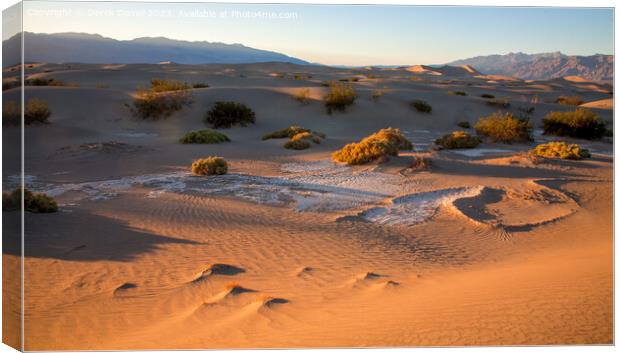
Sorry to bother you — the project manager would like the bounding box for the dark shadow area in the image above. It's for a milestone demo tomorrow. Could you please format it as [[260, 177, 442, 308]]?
[[431, 157, 581, 179], [3, 209, 203, 262]]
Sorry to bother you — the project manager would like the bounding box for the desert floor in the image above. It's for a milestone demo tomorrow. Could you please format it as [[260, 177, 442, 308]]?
[[2, 62, 614, 349]]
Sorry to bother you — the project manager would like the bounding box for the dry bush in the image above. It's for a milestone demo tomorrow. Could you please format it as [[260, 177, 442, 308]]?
[[555, 96, 584, 106], [325, 82, 356, 113], [475, 111, 532, 143], [486, 98, 511, 108], [411, 99, 432, 113], [132, 90, 192, 119], [529, 141, 591, 160], [435, 131, 481, 149], [24, 98, 51, 124], [450, 91, 467, 96], [372, 89, 384, 101], [149, 78, 190, 92], [262, 126, 310, 140], [3, 188, 58, 213], [192, 83, 209, 89], [3, 101, 19, 126], [410, 156, 432, 171], [542, 108, 606, 139], [480, 93, 495, 99], [191, 157, 228, 175], [294, 88, 311, 104], [457, 121, 471, 129], [205, 101, 256, 128], [332, 127, 412, 165], [180, 129, 230, 144]]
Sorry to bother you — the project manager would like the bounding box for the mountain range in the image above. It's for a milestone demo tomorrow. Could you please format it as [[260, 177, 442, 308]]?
[[448, 52, 613, 82], [2, 32, 309, 67], [2, 32, 613, 82]]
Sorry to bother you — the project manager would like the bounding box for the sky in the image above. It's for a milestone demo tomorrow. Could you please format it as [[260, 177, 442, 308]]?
[[7, 1, 615, 66]]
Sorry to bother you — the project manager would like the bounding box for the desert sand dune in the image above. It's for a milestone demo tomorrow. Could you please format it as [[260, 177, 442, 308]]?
[[2, 61, 612, 349]]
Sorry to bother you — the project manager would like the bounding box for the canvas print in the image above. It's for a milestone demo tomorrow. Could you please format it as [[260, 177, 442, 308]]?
[[2, 1, 614, 350]]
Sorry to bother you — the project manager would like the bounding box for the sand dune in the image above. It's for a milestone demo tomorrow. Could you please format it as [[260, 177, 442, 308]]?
[[3, 61, 612, 349]]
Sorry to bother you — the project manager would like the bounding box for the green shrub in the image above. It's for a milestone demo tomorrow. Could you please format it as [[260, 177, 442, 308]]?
[[475, 111, 532, 143], [457, 121, 471, 129], [191, 156, 228, 175], [262, 126, 310, 140], [3, 188, 58, 213], [529, 141, 591, 160], [24, 98, 51, 124], [542, 109, 606, 139], [555, 96, 584, 106], [205, 101, 256, 128], [180, 129, 230, 144], [450, 91, 467, 96], [3, 101, 19, 126], [486, 98, 511, 108], [411, 99, 432, 113], [480, 93, 495, 99], [132, 90, 192, 119], [284, 139, 311, 150], [435, 131, 481, 149], [325, 82, 356, 113], [192, 83, 209, 89], [333, 127, 412, 165]]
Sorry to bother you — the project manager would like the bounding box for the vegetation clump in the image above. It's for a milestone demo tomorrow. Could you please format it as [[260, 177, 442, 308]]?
[[191, 156, 228, 175], [180, 129, 230, 144], [434, 131, 481, 149], [294, 88, 311, 104], [3, 101, 19, 126], [542, 108, 607, 139], [475, 111, 532, 143], [332, 127, 412, 165], [529, 141, 591, 160], [450, 91, 467, 96], [480, 93, 495, 99], [3, 188, 58, 213], [411, 99, 432, 113], [24, 98, 52, 124], [555, 96, 584, 106], [192, 83, 209, 89], [372, 89, 384, 101], [486, 98, 511, 108], [131, 78, 193, 119], [205, 101, 256, 128], [325, 82, 356, 113], [262, 125, 310, 140], [457, 121, 471, 129]]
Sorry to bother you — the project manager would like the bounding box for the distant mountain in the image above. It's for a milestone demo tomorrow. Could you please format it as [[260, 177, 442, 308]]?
[[448, 52, 613, 82], [2, 32, 310, 66]]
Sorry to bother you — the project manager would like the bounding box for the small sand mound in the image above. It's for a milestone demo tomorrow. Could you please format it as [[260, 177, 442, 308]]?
[[384, 280, 400, 287], [295, 266, 314, 277], [257, 296, 289, 308], [580, 98, 613, 110], [192, 264, 245, 283], [357, 272, 385, 281]]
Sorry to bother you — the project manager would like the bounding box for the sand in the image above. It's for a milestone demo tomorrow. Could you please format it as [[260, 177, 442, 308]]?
[[1, 61, 613, 349]]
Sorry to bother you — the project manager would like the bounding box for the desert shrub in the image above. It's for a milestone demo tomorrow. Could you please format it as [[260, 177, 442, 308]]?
[[284, 139, 311, 150], [205, 101, 256, 128], [486, 98, 511, 108], [3, 101, 20, 126], [475, 111, 532, 143], [480, 93, 495, 99], [191, 156, 228, 175], [542, 108, 606, 139], [457, 121, 471, 129], [332, 127, 412, 165], [529, 141, 591, 160], [192, 83, 209, 89], [410, 156, 432, 171], [517, 106, 535, 115], [180, 129, 230, 144], [294, 88, 310, 104], [24, 98, 51, 124], [555, 96, 584, 106], [3, 81, 19, 91], [3, 188, 58, 213], [450, 91, 467, 96], [435, 131, 481, 149], [325, 82, 356, 113], [25, 78, 78, 87], [262, 126, 310, 140], [132, 90, 192, 119], [149, 78, 190, 92], [411, 99, 432, 113], [339, 77, 360, 82], [372, 89, 384, 101], [292, 74, 312, 80]]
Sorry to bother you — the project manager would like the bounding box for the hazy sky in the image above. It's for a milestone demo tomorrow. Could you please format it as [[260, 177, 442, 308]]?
[[12, 1, 615, 65]]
